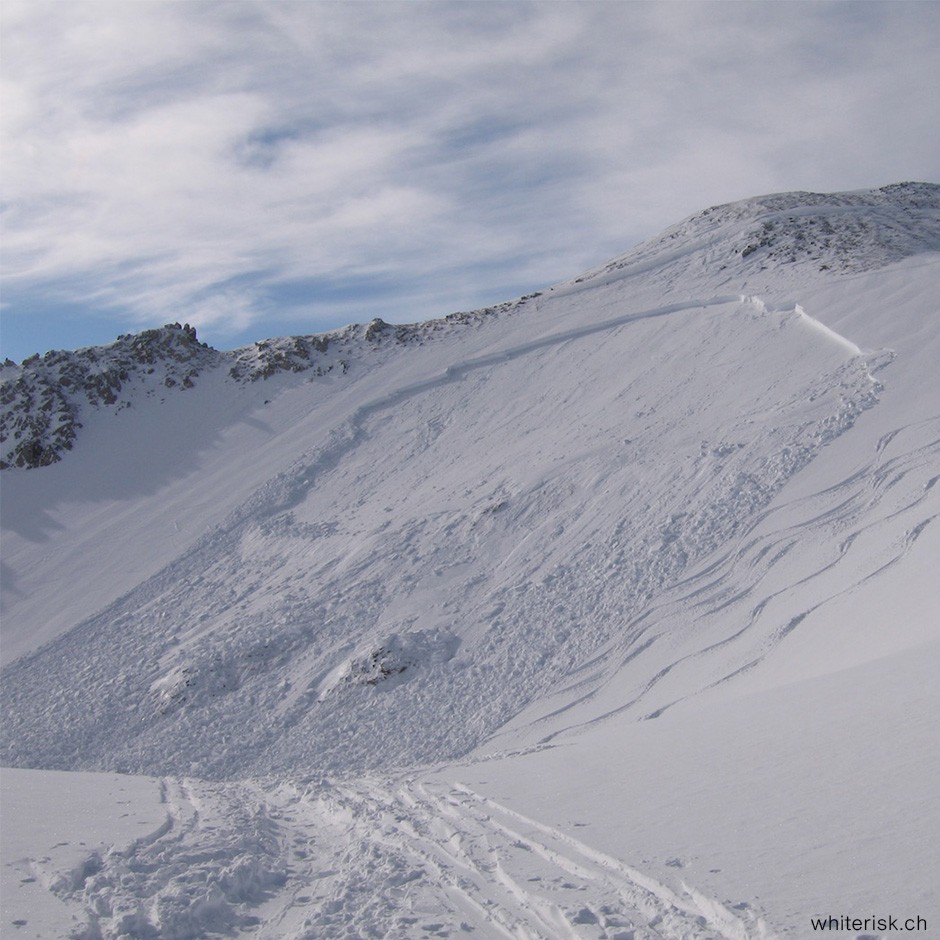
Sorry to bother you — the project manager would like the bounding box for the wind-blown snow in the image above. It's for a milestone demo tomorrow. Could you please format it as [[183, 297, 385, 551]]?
[[2, 183, 938, 939]]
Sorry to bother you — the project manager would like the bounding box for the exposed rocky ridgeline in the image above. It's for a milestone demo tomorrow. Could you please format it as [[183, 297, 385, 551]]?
[[1, 324, 218, 470], [0, 301, 527, 470], [225, 303, 527, 383]]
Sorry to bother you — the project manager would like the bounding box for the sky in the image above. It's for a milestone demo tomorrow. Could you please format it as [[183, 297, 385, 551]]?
[[1, 0, 939, 363]]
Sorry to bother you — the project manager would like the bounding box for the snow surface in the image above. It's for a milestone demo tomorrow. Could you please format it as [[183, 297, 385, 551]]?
[[2, 183, 939, 938], [0, 769, 165, 938]]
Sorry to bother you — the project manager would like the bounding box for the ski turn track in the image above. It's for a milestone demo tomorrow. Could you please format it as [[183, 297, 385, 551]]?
[[50, 775, 774, 939], [270, 777, 774, 940]]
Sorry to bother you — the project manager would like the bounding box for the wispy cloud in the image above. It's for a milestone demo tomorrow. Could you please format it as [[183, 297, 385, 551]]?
[[2, 0, 938, 358]]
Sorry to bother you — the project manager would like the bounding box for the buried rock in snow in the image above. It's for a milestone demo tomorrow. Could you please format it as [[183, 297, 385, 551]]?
[[319, 628, 460, 697]]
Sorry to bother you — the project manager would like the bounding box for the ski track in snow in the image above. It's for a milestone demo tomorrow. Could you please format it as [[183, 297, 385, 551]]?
[[513, 415, 940, 741], [50, 777, 289, 939], [53, 776, 771, 940]]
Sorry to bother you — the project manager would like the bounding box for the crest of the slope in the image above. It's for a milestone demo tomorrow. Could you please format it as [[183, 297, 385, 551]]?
[[572, 181, 940, 289], [3, 183, 937, 471]]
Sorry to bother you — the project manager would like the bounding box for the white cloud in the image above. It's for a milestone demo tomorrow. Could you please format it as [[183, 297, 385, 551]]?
[[1, 0, 938, 356]]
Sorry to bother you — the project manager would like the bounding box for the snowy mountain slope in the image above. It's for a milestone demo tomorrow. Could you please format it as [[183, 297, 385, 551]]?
[[0, 306, 525, 661], [446, 631, 940, 940], [2, 183, 934, 670], [0, 308, 521, 472], [1, 183, 939, 938], [0, 292, 890, 776]]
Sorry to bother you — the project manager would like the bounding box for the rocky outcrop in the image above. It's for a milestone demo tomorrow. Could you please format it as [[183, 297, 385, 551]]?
[[0, 323, 217, 469]]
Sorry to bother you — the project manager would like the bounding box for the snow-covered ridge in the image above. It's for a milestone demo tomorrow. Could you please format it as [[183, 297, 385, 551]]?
[[567, 181, 940, 291], [0, 302, 528, 470], [4, 183, 936, 472]]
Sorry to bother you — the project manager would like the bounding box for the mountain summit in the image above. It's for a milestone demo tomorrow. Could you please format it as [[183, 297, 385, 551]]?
[[2, 184, 938, 939]]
